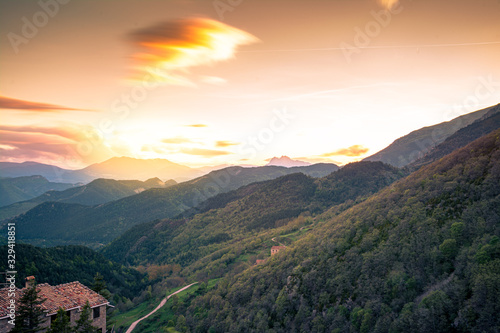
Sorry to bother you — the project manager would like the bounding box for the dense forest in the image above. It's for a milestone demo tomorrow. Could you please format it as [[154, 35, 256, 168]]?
[[0, 244, 148, 303], [170, 129, 500, 332], [102, 161, 404, 271]]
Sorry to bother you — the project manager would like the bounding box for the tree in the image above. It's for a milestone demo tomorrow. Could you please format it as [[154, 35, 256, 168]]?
[[75, 302, 98, 333], [91, 272, 110, 299], [439, 239, 458, 259], [92, 272, 105, 293], [11, 284, 46, 333], [175, 315, 187, 332], [47, 308, 71, 333]]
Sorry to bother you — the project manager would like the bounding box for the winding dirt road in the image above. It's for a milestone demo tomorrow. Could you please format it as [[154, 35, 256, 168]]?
[[125, 282, 198, 333], [271, 237, 286, 247]]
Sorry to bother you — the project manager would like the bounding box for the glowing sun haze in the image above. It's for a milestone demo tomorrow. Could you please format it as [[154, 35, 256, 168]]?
[[0, 0, 499, 169]]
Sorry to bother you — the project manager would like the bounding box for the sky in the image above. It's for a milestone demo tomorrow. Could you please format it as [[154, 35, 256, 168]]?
[[1, 0, 499, 169]]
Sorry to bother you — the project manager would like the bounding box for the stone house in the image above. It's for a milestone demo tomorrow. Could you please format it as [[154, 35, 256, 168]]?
[[0, 276, 109, 332], [271, 245, 286, 255]]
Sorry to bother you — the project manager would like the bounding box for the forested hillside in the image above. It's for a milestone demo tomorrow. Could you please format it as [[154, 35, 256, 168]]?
[[0, 177, 175, 222], [178, 129, 500, 332], [0, 244, 147, 302], [0, 175, 74, 207], [7, 164, 338, 247], [103, 161, 403, 270]]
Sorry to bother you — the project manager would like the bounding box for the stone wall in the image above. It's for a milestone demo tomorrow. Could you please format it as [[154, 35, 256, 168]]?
[[0, 305, 106, 332], [92, 305, 106, 333]]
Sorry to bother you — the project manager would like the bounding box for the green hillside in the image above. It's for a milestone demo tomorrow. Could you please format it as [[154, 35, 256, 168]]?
[[7, 164, 338, 247], [0, 177, 175, 221], [364, 104, 497, 167], [102, 161, 404, 270], [0, 244, 147, 301], [0, 175, 74, 207], [174, 129, 500, 332]]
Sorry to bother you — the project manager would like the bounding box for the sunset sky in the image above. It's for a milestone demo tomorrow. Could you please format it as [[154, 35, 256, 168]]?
[[1, 0, 499, 169]]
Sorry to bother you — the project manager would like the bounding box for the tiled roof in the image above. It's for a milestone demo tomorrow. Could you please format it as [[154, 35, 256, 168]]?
[[0, 281, 108, 318], [271, 246, 286, 250]]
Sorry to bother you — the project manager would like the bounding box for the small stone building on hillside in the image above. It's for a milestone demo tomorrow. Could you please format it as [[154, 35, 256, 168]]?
[[0, 277, 109, 332], [271, 245, 286, 255]]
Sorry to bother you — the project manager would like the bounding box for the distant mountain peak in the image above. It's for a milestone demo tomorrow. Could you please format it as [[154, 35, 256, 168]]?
[[266, 156, 311, 167]]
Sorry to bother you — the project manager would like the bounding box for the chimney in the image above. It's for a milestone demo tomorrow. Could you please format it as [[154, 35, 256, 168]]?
[[25, 276, 35, 288]]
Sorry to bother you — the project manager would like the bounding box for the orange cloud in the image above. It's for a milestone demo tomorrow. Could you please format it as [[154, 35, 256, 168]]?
[[0, 124, 111, 167], [378, 0, 399, 10], [0, 95, 90, 112], [162, 136, 195, 144], [215, 140, 239, 148], [180, 147, 232, 157], [0, 125, 91, 142], [321, 145, 369, 157], [128, 17, 259, 85], [185, 124, 208, 128]]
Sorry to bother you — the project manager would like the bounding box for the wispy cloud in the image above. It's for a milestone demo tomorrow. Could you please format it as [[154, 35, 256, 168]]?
[[162, 136, 195, 144], [0, 125, 91, 142], [215, 140, 239, 148], [127, 17, 259, 86], [321, 145, 369, 157], [185, 124, 208, 128], [0, 95, 91, 112], [180, 147, 232, 157], [199, 76, 227, 86]]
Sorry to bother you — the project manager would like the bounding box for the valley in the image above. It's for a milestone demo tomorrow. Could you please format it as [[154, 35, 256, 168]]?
[[1, 106, 499, 332]]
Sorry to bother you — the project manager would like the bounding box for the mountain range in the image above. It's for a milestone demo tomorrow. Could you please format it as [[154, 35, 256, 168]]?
[[102, 161, 404, 268], [0, 175, 75, 207], [98, 110, 500, 332], [6, 163, 338, 247], [364, 104, 499, 167], [1, 104, 499, 332], [0, 177, 176, 221], [0, 157, 218, 184]]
